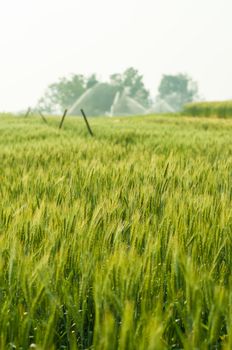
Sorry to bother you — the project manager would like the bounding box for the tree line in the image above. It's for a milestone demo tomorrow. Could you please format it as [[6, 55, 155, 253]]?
[[37, 67, 199, 114]]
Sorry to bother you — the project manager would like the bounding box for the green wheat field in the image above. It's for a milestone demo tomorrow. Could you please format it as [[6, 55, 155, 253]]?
[[1, 114, 232, 349]]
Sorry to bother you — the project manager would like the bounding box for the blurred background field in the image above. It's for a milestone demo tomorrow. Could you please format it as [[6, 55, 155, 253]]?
[[183, 101, 232, 118]]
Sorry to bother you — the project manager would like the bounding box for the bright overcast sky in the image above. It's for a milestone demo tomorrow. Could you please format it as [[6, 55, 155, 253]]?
[[0, 0, 232, 112]]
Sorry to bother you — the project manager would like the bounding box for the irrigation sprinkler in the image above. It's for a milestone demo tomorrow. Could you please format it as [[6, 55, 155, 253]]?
[[80, 109, 94, 137], [24, 107, 31, 118], [59, 109, 68, 129], [38, 110, 48, 124]]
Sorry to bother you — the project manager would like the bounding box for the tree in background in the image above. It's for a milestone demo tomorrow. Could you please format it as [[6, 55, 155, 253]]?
[[37, 68, 150, 114], [157, 74, 199, 111], [37, 74, 99, 113], [110, 67, 150, 107], [86, 74, 98, 89]]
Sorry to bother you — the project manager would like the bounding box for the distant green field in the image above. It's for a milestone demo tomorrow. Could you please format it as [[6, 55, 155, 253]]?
[[183, 100, 232, 118], [1, 114, 232, 349]]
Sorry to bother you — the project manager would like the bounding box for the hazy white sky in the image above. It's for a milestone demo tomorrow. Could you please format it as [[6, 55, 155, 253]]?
[[0, 0, 232, 112]]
